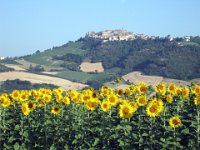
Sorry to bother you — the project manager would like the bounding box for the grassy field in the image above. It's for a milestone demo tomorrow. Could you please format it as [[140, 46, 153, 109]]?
[[55, 70, 114, 83], [24, 42, 88, 67]]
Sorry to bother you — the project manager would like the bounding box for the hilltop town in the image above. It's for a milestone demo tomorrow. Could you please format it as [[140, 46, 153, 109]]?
[[85, 29, 155, 42], [85, 29, 191, 42]]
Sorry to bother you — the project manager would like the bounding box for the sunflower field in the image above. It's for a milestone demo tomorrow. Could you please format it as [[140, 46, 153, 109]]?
[[0, 82, 200, 149]]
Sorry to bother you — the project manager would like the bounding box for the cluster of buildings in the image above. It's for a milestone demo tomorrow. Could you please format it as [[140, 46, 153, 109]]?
[[165, 35, 191, 42], [85, 29, 155, 42], [85, 29, 191, 43]]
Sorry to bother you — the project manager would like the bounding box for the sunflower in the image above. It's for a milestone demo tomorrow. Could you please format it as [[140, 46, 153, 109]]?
[[146, 103, 158, 118], [181, 87, 189, 99], [137, 82, 148, 95], [129, 101, 138, 113], [43, 94, 52, 103], [20, 92, 29, 102], [45, 89, 52, 96], [194, 96, 200, 106], [146, 99, 164, 117], [51, 106, 60, 115], [68, 90, 79, 103], [119, 103, 134, 118], [101, 87, 114, 97], [167, 83, 176, 95], [175, 87, 182, 96], [81, 93, 91, 103], [136, 95, 148, 106], [62, 96, 70, 105], [21, 103, 31, 116], [107, 94, 118, 106], [166, 95, 173, 104], [28, 102, 36, 111], [1, 96, 12, 108], [156, 83, 166, 95], [37, 98, 45, 107], [92, 91, 99, 99], [55, 94, 63, 103], [125, 88, 131, 96], [39, 88, 46, 95], [116, 88, 124, 97], [29, 89, 38, 98], [193, 85, 200, 96], [169, 116, 182, 128], [53, 88, 63, 95], [100, 86, 109, 97], [11, 90, 20, 100], [101, 101, 111, 112], [82, 89, 92, 96], [86, 99, 99, 111], [57, 87, 63, 94]]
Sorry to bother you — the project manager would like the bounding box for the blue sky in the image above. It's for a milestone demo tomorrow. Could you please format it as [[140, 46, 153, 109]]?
[[0, 0, 200, 57]]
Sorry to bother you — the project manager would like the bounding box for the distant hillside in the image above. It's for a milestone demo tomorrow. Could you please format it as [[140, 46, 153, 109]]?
[[22, 31, 200, 81], [0, 63, 14, 72]]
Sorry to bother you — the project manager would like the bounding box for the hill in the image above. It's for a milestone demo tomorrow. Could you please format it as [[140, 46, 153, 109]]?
[[21, 30, 200, 83]]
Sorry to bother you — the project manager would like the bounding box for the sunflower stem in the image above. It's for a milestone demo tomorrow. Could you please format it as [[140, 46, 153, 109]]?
[[44, 104, 47, 150], [138, 108, 141, 149], [0, 107, 2, 127], [197, 107, 200, 148], [150, 118, 154, 149], [20, 113, 24, 145], [123, 119, 127, 136], [61, 106, 64, 149], [173, 128, 176, 150], [163, 104, 166, 142]]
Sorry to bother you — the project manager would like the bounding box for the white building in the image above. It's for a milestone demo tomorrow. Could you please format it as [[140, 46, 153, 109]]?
[[0, 56, 5, 60], [184, 36, 191, 42]]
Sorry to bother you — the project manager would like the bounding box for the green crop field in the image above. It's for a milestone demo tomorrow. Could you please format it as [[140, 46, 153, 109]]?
[[55, 70, 114, 83]]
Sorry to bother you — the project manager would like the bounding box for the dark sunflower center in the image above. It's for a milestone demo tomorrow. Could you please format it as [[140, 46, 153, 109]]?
[[172, 119, 179, 125], [54, 107, 59, 112], [123, 107, 130, 115]]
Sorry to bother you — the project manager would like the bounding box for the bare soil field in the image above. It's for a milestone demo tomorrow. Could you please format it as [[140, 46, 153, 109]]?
[[0, 71, 87, 90], [162, 78, 190, 87], [119, 71, 191, 88], [80, 62, 104, 73], [122, 71, 163, 87], [191, 79, 200, 85]]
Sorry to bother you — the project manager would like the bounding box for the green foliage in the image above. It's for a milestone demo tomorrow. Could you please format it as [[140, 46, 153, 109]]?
[[0, 63, 14, 72], [78, 37, 200, 80], [52, 53, 82, 64], [28, 64, 45, 72], [0, 79, 58, 93]]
